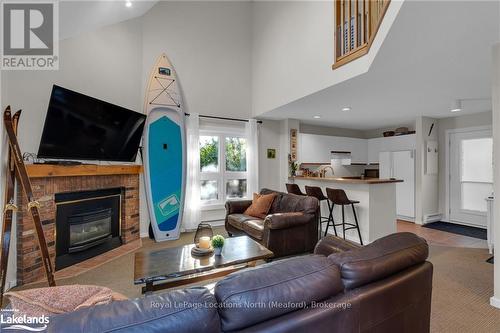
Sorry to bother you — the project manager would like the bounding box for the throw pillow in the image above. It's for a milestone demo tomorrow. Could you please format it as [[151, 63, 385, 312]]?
[[244, 192, 277, 219]]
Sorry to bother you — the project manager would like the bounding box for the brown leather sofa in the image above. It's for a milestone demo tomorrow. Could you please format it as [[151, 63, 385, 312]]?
[[225, 188, 319, 257], [47, 232, 432, 333]]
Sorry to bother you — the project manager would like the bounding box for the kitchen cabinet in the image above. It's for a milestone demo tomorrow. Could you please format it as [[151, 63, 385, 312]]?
[[299, 134, 367, 164], [367, 134, 416, 163], [298, 133, 416, 165], [380, 150, 415, 219]]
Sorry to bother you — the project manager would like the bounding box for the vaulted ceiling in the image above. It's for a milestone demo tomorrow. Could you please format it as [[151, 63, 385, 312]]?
[[262, 1, 499, 129], [60, 1, 158, 40], [57, 1, 499, 130]]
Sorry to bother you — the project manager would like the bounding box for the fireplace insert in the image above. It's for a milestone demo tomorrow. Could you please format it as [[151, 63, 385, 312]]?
[[55, 188, 122, 270]]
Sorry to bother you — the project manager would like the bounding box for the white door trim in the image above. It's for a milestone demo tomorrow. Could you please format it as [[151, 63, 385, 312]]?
[[445, 125, 492, 224]]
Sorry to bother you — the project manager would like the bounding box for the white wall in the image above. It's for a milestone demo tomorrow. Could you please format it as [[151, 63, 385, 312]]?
[[279, 119, 300, 191], [3, 19, 144, 153], [437, 111, 492, 218], [259, 120, 282, 191], [415, 116, 439, 224], [491, 42, 500, 309], [251, 1, 336, 116], [251, 0, 404, 116], [141, 1, 252, 120], [300, 123, 366, 139]]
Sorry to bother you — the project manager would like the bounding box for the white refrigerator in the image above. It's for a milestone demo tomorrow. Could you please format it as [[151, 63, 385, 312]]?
[[379, 150, 415, 220]]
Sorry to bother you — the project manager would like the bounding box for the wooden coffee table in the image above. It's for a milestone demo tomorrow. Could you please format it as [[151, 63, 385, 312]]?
[[134, 236, 273, 294]]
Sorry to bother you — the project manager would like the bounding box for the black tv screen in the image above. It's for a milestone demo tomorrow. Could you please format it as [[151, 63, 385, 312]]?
[[37, 85, 146, 162]]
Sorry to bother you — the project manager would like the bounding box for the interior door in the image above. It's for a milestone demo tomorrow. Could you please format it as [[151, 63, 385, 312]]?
[[392, 150, 415, 218], [449, 129, 493, 227]]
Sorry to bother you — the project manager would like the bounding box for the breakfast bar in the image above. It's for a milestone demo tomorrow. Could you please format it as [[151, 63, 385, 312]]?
[[290, 176, 403, 244]]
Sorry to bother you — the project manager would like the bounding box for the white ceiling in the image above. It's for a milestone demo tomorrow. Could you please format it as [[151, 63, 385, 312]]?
[[261, 1, 500, 130], [60, 1, 158, 40]]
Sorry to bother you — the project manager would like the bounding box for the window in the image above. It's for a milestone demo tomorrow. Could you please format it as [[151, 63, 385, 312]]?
[[460, 137, 493, 212], [200, 132, 247, 206], [200, 136, 219, 172]]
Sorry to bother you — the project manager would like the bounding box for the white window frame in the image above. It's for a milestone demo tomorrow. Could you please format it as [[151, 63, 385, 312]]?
[[199, 129, 248, 208]]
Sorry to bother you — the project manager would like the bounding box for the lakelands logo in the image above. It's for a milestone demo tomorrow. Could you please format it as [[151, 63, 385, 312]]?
[[0, 309, 49, 331], [1, 1, 59, 70]]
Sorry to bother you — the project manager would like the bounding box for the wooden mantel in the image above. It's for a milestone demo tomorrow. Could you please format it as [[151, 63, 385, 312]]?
[[26, 164, 143, 178]]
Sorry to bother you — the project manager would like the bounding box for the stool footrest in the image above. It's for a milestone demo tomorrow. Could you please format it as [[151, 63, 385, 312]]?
[[330, 224, 357, 230], [344, 226, 359, 231]]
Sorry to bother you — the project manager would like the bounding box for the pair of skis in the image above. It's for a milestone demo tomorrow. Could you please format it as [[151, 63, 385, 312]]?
[[1, 107, 55, 305]]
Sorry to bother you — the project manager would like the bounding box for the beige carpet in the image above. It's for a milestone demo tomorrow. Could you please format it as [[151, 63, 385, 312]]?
[[10, 231, 500, 332], [12, 227, 229, 299], [428, 246, 500, 332]]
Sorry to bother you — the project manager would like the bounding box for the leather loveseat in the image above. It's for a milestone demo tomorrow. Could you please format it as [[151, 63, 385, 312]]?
[[47, 232, 433, 333], [225, 188, 319, 257]]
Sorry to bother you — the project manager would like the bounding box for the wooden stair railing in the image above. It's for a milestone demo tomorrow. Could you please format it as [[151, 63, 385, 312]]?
[[333, 0, 391, 69]]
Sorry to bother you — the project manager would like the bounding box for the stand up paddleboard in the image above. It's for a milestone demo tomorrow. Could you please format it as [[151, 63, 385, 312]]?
[[143, 54, 186, 241]]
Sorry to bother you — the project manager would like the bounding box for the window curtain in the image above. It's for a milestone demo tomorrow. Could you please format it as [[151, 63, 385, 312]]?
[[183, 113, 201, 231], [245, 119, 259, 197]]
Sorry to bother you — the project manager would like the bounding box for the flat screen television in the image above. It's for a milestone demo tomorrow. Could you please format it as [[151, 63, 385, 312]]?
[[37, 85, 146, 162]]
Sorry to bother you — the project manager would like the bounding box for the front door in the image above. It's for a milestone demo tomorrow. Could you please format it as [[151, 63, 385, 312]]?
[[449, 129, 493, 227]]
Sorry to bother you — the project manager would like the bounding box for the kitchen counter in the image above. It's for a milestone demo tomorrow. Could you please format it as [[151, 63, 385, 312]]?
[[290, 176, 403, 184], [291, 176, 400, 244]]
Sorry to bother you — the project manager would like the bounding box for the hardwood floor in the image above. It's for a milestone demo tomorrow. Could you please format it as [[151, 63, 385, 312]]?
[[397, 220, 488, 249]]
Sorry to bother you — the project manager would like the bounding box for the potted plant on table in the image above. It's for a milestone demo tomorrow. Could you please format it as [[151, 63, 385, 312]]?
[[211, 235, 225, 256]]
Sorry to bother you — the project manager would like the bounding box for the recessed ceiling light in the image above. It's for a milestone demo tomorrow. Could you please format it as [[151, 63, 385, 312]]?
[[341, 107, 351, 112], [313, 115, 321, 119], [125, 1, 132, 8], [451, 99, 462, 112]]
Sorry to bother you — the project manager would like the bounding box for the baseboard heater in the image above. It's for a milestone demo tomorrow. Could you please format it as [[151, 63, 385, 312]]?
[[423, 213, 442, 224]]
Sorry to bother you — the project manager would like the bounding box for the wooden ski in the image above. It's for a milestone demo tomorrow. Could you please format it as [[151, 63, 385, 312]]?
[[0, 107, 21, 305], [3, 108, 56, 287]]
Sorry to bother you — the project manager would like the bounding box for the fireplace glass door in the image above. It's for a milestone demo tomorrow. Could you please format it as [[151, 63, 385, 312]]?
[[68, 208, 112, 252], [55, 188, 122, 270]]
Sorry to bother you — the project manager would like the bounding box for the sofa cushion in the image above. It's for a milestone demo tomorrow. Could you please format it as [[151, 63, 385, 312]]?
[[227, 214, 263, 231], [243, 219, 265, 240], [214, 255, 343, 332], [328, 232, 429, 290], [244, 192, 277, 219], [260, 188, 318, 215], [48, 287, 220, 333]]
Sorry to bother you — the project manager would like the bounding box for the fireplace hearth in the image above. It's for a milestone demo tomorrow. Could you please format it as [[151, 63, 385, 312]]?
[[55, 188, 122, 270]]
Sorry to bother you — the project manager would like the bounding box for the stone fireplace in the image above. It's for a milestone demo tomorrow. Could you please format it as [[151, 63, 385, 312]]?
[[17, 165, 141, 285]]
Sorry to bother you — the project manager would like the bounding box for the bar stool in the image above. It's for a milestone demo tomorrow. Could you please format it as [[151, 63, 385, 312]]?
[[325, 188, 363, 245], [305, 186, 336, 238], [286, 183, 306, 196]]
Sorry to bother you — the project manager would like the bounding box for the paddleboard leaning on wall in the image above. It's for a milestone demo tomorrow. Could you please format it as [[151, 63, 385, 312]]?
[[143, 54, 186, 241]]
